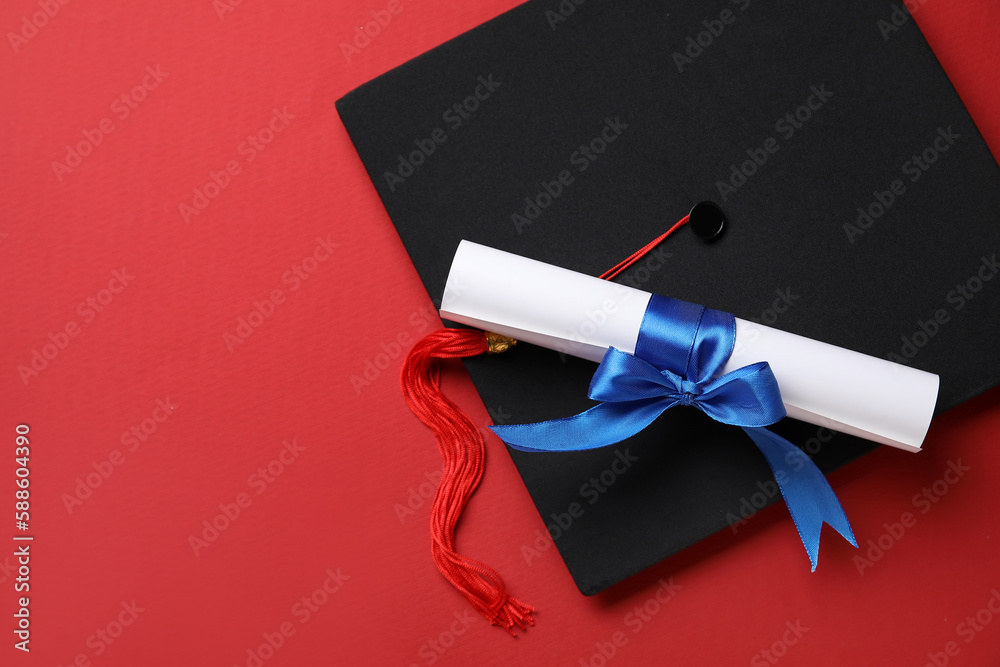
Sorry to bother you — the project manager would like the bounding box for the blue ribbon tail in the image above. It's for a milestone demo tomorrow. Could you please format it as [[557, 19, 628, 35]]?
[[490, 398, 675, 452], [741, 427, 858, 571]]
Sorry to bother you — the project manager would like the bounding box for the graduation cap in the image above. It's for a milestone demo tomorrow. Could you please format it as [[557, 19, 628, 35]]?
[[336, 0, 1000, 630]]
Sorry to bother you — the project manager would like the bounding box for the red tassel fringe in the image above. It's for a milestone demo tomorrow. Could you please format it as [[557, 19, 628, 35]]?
[[400, 328, 535, 634]]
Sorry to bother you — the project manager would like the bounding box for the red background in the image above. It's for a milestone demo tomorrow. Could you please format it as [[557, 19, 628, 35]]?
[[2, 1, 999, 665]]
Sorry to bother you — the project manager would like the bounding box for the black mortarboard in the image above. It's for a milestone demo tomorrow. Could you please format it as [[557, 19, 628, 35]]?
[[336, 0, 1000, 594]]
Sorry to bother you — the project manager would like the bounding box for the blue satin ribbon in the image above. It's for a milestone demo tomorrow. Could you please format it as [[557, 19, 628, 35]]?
[[491, 294, 856, 570]]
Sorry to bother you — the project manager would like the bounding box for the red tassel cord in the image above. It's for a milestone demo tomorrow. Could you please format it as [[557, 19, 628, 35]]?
[[400, 214, 689, 632], [599, 214, 689, 280], [400, 329, 535, 634]]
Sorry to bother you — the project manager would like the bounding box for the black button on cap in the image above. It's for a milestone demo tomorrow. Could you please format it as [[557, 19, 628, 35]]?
[[689, 201, 726, 241]]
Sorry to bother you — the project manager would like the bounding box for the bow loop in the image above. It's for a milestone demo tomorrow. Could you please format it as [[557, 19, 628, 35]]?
[[695, 362, 787, 427], [588, 348, 681, 403]]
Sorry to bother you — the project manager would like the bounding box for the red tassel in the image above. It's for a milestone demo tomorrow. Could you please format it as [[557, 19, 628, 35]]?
[[400, 217, 687, 632], [401, 328, 535, 634]]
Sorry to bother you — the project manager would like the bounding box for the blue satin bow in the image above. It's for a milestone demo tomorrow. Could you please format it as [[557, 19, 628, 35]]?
[[491, 294, 856, 570]]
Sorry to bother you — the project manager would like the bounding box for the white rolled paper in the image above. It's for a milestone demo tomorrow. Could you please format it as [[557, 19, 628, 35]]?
[[440, 240, 939, 452]]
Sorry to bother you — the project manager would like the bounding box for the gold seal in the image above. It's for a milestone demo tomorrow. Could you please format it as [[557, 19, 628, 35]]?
[[486, 332, 517, 354]]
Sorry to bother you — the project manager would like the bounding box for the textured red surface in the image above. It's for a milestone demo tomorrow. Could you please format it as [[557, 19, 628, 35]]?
[[1, 1, 999, 665]]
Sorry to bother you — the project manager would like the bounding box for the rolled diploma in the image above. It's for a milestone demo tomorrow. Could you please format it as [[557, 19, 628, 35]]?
[[440, 240, 939, 452]]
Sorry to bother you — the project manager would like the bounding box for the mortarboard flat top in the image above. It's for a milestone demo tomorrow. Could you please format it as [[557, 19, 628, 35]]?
[[336, 0, 1000, 594]]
